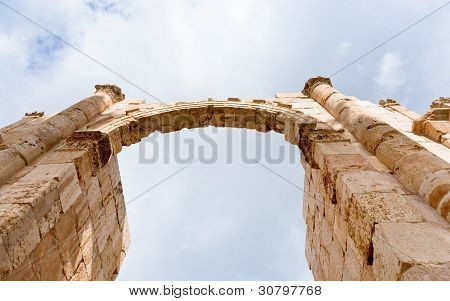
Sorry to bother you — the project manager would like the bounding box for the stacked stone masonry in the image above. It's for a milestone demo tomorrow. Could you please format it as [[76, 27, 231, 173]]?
[[0, 78, 449, 280]]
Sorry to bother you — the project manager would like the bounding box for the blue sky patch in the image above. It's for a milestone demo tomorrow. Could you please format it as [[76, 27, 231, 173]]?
[[27, 35, 64, 72]]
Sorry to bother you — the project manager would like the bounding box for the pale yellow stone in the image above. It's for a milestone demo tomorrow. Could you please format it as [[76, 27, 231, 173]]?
[[372, 222, 450, 280], [400, 263, 450, 281], [336, 170, 407, 218], [0, 148, 26, 185], [0, 203, 40, 269], [395, 150, 449, 193]]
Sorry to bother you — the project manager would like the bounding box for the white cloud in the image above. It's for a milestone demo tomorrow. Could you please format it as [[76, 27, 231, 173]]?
[[1, 0, 450, 281], [374, 52, 406, 94]]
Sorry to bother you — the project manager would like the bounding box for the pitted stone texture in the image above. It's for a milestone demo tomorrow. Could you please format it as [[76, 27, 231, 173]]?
[[372, 223, 450, 280], [305, 77, 450, 222]]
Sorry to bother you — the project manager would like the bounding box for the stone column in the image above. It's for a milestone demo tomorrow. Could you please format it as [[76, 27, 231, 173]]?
[[303, 77, 450, 222], [0, 85, 124, 185]]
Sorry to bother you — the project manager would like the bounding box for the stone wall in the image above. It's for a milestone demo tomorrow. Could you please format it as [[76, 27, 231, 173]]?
[[0, 78, 449, 280]]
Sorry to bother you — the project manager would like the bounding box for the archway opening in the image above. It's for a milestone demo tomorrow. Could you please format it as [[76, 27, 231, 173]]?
[[115, 127, 312, 280]]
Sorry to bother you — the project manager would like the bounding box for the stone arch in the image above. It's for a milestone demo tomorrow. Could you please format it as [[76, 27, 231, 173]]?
[[0, 78, 449, 281]]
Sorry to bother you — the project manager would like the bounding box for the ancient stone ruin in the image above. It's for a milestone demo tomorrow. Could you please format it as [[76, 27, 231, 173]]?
[[0, 77, 449, 281]]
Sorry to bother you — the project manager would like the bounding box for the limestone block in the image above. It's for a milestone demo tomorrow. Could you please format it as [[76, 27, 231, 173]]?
[[240, 108, 256, 130], [121, 215, 131, 253], [108, 156, 122, 188], [342, 238, 363, 280], [3, 256, 38, 280], [209, 106, 225, 127], [319, 245, 331, 280], [0, 203, 40, 269], [127, 119, 141, 144], [98, 164, 113, 201], [323, 195, 336, 229], [323, 154, 370, 199], [86, 177, 103, 222], [283, 118, 298, 145], [94, 268, 107, 281], [104, 195, 119, 231], [38, 200, 63, 240], [108, 127, 123, 155], [38, 148, 94, 187], [255, 108, 276, 132], [311, 250, 326, 280], [302, 178, 310, 222], [223, 107, 236, 128], [336, 170, 407, 218], [372, 222, 450, 280], [73, 195, 90, 231], [333, 213, 348, 251], [119, 122, 133, 145], [305, 215, 314, 266], [313, 141, 363, 170], [0, 236, 13, 280], [100, 236, 121, 278], [29, 231, 66, 280], [424, 120, 449, 142], [400, 263, 450, 281], [78, 220, 101, 280], [114, 189, 127, 231], [53, 208, 83, 279], [312, 211, 323, 251], [348, 192, 423, 264], [58, 168, 83, 213], [320, 217, 333, 249], [0, 180, 59, 237], [326, 239, 344, 281], [19, 163, 81, 213], [70, 261, 88, 281], [94, 207, 109, 253]]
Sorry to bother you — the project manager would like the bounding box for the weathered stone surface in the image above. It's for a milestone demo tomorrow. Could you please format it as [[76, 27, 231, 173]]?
[[1, 80, 449, 281], [395, 150, 450, 194], [0, 148, 26, 185], [372, 222, 450, 280], [400, 263, 450, 281], [29, 231, 66, 281], [348, 192, 423, 264], [0, 236, 13, 280], [336, 170, 407, 218]]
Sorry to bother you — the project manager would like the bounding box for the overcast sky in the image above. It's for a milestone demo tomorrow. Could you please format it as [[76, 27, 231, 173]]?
[[0, 0, 449, 280]]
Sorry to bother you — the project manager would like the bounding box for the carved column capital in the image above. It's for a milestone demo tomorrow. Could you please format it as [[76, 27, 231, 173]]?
[[378, 99, 398, 107], [95, 84, 125, 103], [302, 76, 333, 97], [24, 111, 44, 118], [431, 97, 450, 108]]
